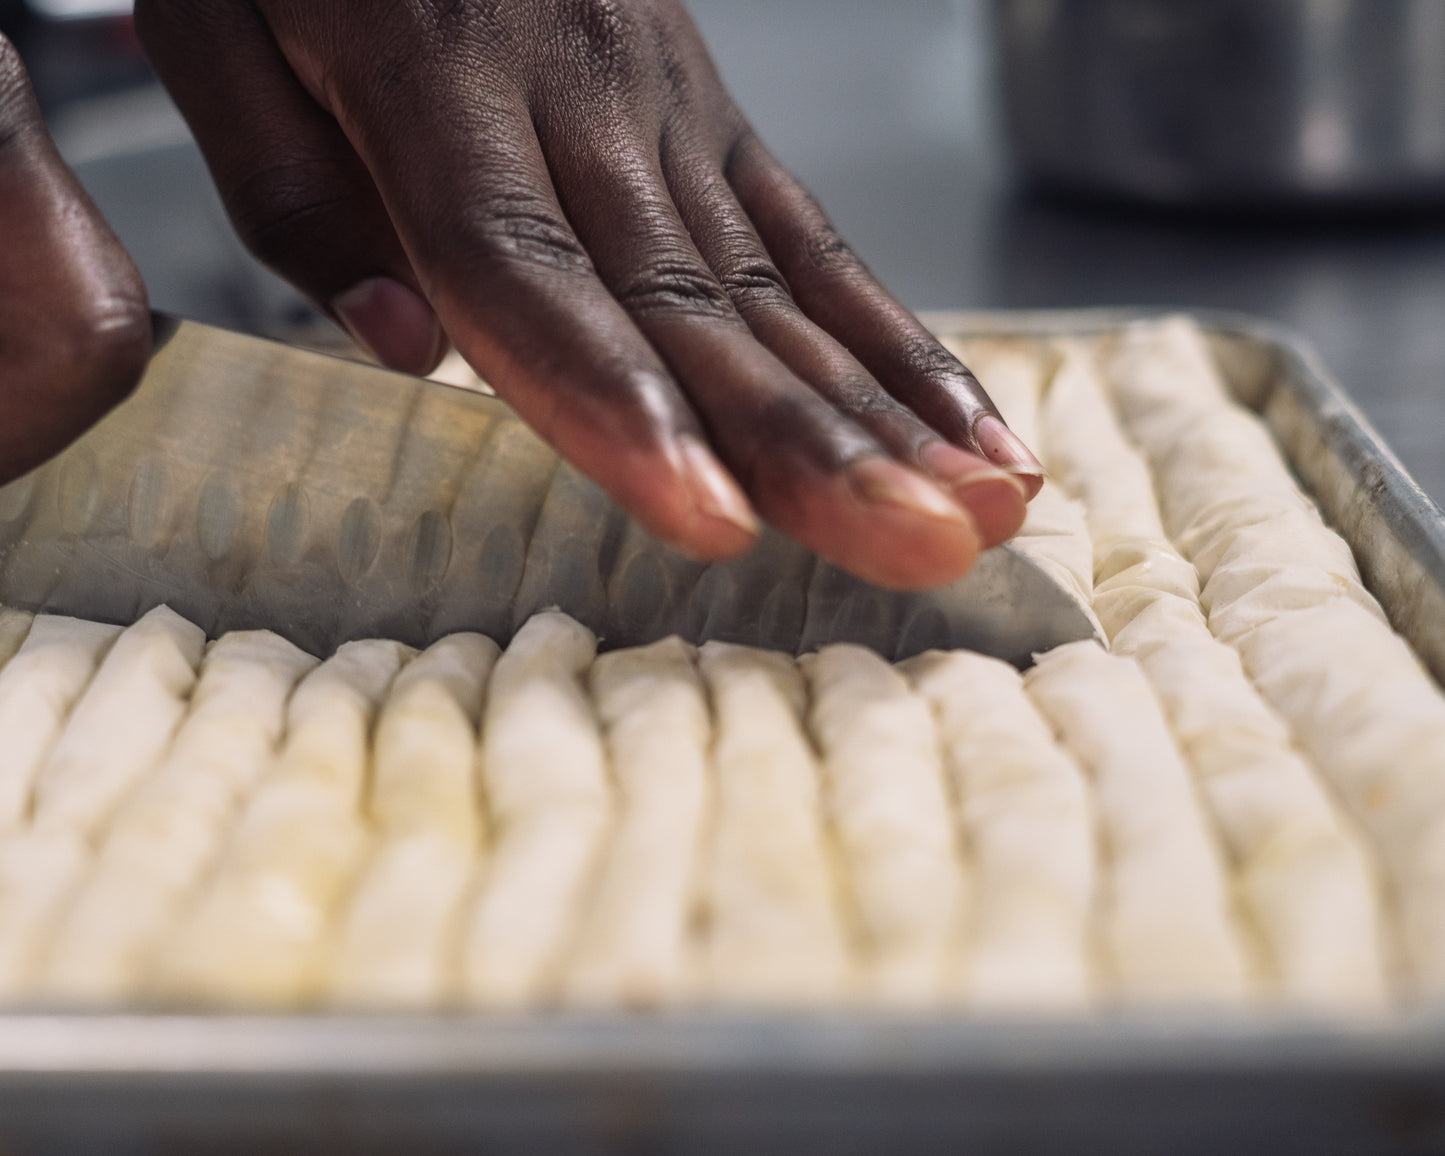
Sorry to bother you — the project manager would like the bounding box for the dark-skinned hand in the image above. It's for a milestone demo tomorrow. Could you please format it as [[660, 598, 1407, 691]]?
[[3, 1, 1045, 590]]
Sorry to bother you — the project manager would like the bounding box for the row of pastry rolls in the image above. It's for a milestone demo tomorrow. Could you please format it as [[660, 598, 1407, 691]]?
[[1095, 318, 1445, 997], [0, 599, 1186, 1010], [959, 340, 1254, 1004], [1034, 336, 1390, 1007]]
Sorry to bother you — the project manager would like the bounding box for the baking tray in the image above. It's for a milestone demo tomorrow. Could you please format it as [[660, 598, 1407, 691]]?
[[0, 309, 1443, 1156]]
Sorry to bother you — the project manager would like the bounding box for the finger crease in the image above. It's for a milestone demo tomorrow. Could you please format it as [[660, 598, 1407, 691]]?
[[615, 266, 734, 320]]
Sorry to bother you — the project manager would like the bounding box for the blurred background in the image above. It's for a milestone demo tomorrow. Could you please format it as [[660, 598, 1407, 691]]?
[[4, 0, 1443, 503]]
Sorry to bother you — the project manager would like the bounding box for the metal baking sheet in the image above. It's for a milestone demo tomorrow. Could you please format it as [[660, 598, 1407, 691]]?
[[1, 309, 1443, 1155]]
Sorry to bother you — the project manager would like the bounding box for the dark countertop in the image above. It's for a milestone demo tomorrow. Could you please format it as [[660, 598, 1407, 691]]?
[[58, 0, 1445, 504]]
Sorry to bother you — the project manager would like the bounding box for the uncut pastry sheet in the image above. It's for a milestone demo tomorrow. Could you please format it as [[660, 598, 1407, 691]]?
[[0, 317, 1440, 1013]]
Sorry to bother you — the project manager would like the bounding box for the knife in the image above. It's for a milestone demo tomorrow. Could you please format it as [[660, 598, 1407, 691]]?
[[0, 316, 1100, 666]]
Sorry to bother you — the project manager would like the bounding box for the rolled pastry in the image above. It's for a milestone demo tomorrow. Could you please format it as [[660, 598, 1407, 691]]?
[[461, 611, 610, 1006], [38, 631, 316, 1004], [803, 644, 963, 1005], [564, 636, 710, 1007], [1236, 600, 1445, 995], [31, 606, 206, 841], [1039, 343, 1169, 567], [367, 632, 499, 844], [0, 615, 120, 832], [330, 633, 498, 1006], [902, 649, 1094, 1011], [955, 338, 1101, 632], [0, 829, 89, 996], [1025, 642, 1250, 1003], [1106, 317, 1445, 995], [1043, 341, 1390, 1006], [1116, 601, 1390, 1007], [156, 639, 411, 1006], [695, 641, 853, 1004]]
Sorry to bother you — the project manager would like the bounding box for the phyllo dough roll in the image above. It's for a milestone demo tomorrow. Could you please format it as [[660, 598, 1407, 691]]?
[[1102, 317, 1380, 632], [0, 615, 120, 833], [564, 636, 711, 1008], [462, 611, 610, 1007], [902, 649, 1094, 1012], [803, 644, 964, 1005], [1237, 600, 1445, 995], [1043, 344, 1391, 1007], [1116, 602, 1391, 1007], [1105, 317, 1445, 996], [330, 633, 498, 1007], [156, 638, 412, 1006], [39, 631, 317, 1004], [0, 829, 89, 996], [31, 605, 205, 841], [1025, 642, 1250, 1003], [1039, 344, 1171, 578], [952, 339, 1100, 634], [695, 642, 853, 1004]]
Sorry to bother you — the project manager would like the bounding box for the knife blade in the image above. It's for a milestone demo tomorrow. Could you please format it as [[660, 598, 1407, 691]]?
[[0, 316, 1100, 665]]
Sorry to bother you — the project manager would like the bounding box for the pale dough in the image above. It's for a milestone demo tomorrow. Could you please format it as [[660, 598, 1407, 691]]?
[[156, 638, 411, 1006], [40, 631, 317, 1004], [564, 636, 710, 1008], [1026, 642, 1250, 1003], [803, 643, 964, 1005], [1237, 599, 1445, 995], [1105, 317, 1445, 996], [902, 648, 1095, 1012], [461, 611, 610, 1006], [330, 633, 498, 1006], [0, 615, 120, 831], [694, 641, 853, 1005], [1041, 342, 1390, 1008], [954, 338, 1101, 633], [31, 605, 206, 841]]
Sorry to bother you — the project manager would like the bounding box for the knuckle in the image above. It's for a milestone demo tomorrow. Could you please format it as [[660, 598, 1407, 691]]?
[[614, 261, 735, 321], [900, 334, 969, 384], [721, 127, 760, 181], [223, 159, 370, 271], [717, 258, 794, 315], [563, 0, 632, 72], [802, 218, 861, 275], [466, 193, 593, 273]]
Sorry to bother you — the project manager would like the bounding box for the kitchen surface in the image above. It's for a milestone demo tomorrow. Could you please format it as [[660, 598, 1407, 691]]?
[[41, 0, 1445, 506]]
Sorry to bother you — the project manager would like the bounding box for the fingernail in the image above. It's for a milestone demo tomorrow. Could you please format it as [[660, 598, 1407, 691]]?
[[847, 458, 970, 524], [974, 415, 1046, 479], [920, 441, 1027, 498], [332, 277, 445, 375], [678, 436, 760, 536]]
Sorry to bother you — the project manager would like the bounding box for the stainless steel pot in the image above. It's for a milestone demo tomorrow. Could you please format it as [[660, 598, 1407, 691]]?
[[994, 0, 1445, 207]]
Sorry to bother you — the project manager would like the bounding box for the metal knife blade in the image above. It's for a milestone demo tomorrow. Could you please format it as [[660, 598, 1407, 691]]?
[[0, 316, 1100, 665]]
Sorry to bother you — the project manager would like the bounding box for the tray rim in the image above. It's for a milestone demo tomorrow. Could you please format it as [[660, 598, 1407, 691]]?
[[0, 1008, 1442, 1078]]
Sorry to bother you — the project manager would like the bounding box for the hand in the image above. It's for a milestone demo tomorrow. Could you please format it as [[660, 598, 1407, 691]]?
[[136, 0, 1045, 589], [0, 34, 151, 486]]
